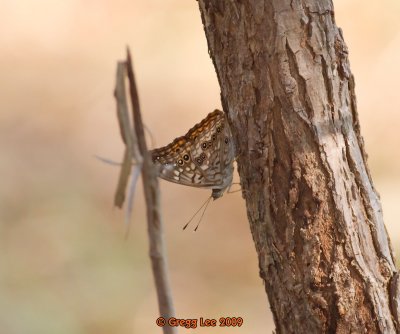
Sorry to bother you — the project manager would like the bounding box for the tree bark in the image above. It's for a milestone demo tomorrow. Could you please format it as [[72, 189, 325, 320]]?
[[198, 0, 399, 333]]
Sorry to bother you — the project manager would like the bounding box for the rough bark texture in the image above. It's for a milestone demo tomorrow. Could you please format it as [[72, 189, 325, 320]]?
[[198, 0, 399, 333]]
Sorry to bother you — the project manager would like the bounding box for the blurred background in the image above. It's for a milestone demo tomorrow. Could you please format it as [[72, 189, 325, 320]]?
[[1, 1, 399, 333]]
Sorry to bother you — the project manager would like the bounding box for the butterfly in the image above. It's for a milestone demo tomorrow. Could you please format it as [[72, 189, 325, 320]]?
[[150, 109, 235, 200]]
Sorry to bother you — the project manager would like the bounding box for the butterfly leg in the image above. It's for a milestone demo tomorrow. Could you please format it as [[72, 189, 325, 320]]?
[[227, 182, 242, 194], [94, 154, 140, 166]]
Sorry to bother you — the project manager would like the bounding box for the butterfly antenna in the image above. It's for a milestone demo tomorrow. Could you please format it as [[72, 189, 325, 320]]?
[[183, 196, 212, 230], [194, 196, 212, 231]]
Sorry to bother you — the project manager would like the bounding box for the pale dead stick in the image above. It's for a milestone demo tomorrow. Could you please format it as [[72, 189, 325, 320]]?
[[112, 49, 177, 333]]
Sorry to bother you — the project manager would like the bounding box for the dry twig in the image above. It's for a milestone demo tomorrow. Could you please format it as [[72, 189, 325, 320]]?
[[112, 49, 176, 333]]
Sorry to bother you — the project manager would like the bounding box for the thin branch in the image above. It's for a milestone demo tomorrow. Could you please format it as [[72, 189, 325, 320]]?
[[125, 48, 177, 333], [113, 61, 141, 208]]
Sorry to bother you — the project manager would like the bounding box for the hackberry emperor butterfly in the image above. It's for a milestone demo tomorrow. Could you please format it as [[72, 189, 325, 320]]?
[[150, 110, 235, 200]]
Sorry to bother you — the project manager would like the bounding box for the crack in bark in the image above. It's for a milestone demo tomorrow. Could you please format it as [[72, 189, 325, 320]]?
[[347, 74, 373, 183], [334, 32, 350, 80], [285, 40, 314, 121], [389, 272, 400, 331], [321, 55, 335, 122], [300, 1, 320, 62]]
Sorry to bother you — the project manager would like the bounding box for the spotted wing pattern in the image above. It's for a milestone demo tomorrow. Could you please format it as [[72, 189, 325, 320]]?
[[150, 110, 234, 199]]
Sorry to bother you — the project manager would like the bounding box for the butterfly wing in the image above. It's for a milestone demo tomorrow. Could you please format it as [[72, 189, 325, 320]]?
[[150, 110, 233, 191], [215, 114, 235, 195]]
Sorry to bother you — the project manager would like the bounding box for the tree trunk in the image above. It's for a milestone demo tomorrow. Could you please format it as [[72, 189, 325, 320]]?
[[198, 0, 400, 333]]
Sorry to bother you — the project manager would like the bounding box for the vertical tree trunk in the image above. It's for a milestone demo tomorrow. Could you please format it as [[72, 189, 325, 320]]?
[[198, 0, 399, 332]]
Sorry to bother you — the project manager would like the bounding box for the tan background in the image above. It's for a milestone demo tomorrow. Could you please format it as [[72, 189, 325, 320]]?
[[1, 1, 399, 333]]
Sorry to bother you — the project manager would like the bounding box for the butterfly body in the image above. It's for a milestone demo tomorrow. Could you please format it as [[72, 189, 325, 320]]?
[[150, 110, 234, 199]]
